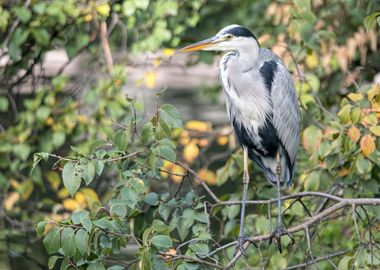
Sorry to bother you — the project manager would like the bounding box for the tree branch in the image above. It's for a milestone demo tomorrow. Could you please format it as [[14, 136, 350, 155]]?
[[223, 196, 380, 269], [284, 249, 350, 270]]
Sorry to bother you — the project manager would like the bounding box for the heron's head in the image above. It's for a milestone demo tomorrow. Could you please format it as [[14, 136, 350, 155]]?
[[179, 24, 258, 52]]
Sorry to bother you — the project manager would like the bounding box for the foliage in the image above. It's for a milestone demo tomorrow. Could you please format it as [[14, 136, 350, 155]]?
[[0, 0, 380, 269]]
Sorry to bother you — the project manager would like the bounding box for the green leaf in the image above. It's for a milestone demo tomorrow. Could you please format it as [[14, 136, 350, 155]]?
[[43, 227, 61, 254], [36, 221, 47, 237], [158, 203, 171, 221], [338, 104, 352, 124], [338, 256, 352, 270], [107, 266, 124, 270], [151, 235, 172, 251], [13, 143, 31, 161], [81, 216, 93, 232], [152, 220, 170, 234], [141, 122, 154, 144], [71, 210, 89, 224], [270, 255, 288, 269], [364, 12, 380, 31], [48, 255, 60, 269], [356, 155, 372, 174], [13, 6, 32, 23], [61, 227, 76, 257], [36, 106, 51, 123], [88, 262, 106, 270], [110, 201, 128, 218], [62, 162, 81, 197], [304, 171, 320, 191], [189, 243, 209, 255], [144, 192, 158, 206], [113, 130, 128, 151], [155, 145, 176, 162], [318, 140, 331, 158], [160, 104, 182, 128], [0, 97, 9, 112], [83, 160, 96, 185], [140, 248, 152, 270], [75, 229, 89, 255], [95, 160, 105, 176], [52, 131, 66, 148], [216, 160, 230, 186], [31, 28, 50, 46]]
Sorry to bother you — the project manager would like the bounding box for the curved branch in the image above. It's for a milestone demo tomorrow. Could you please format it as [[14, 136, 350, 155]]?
[[224, 197, 380, 269], [211, 191, 344, 208]]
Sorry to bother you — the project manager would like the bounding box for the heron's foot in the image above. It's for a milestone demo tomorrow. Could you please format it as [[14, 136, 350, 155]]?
[[234, 236, 256, 257], [269, 225, 295, 253]]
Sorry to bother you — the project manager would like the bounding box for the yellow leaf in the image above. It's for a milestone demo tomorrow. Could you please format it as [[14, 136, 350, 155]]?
[[360, 135, 376, 156], [369, 126, 380, 136], [347, 93, 363, 102], [198, 138, 209, 147], [145, 71, 157, 89], [83, 14, 93, 22], [96, 3, 110, 17], [160, 160, 174, 179], [338, 167, 349, 177], [198, 169, 217, 185], [170, 165, 186, 184], [63, 198, 80, 211], [81, 187, 100, 207], [75, 192, 87, 205], [20, 179, 34, 200], [46, 171, 61, 191], [162, 48, 175, 57], [217, 135, 229, 145], [179, 130, 190, 145], [183, 141, 199, 163], [347, 126, 361, 143], [185, 120, 211, 132], [153, 58, 161, 67], [58, 187, 70, 199], [368, 84, 380, 101], [77, 114, 88, 124], [4, 192, 20, 211], [305, 52, 319, 69], [46, 116, 54, 126]]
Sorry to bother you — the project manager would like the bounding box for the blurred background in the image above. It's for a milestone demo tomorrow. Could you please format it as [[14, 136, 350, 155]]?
[[0, 0, 380, 269]]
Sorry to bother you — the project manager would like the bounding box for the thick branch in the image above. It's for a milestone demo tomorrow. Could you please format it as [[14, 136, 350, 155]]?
[[211, 191, 343, 208], [224, 197, 380, 269]]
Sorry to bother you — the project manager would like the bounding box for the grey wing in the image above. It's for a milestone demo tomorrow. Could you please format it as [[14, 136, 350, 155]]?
[[270, 57, 301, 166]]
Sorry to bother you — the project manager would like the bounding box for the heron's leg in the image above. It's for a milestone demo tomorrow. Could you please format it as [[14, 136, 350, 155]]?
[[235, 146, 250, 254], [275, 151, 282, 234], [269, 151, 294, 253]]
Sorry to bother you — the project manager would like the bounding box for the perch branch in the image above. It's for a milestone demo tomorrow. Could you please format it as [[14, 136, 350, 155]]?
[[220, 197, 380, 269]]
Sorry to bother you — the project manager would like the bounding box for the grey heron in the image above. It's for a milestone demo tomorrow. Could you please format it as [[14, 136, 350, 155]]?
[[179, 25, 301, 253]]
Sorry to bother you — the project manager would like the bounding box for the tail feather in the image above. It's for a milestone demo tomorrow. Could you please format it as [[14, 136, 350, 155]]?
[[247, 147, 293, 186]]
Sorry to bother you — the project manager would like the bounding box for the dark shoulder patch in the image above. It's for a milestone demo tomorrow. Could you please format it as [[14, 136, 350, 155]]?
[[259, 60, 277, 92], [257, 114, 279, 157], [224, 26, 257, 39]]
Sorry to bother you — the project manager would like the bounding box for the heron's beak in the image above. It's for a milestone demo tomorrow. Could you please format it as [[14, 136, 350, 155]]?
[[178, 36, 220, 52]]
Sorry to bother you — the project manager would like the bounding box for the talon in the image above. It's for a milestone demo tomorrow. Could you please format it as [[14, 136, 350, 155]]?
[[269, 225, 294, 253], [234, 237, 256, 257]]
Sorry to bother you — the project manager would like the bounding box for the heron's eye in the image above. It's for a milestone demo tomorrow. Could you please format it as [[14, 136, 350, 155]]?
[[226, 34, 233, 40]]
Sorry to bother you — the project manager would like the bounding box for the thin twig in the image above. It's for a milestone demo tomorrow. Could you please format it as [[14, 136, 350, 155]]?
[[167, 160, 221, 203], [99, 21, 113, 74], [160, 254, 224, 269], [284, 250, 350, 270]]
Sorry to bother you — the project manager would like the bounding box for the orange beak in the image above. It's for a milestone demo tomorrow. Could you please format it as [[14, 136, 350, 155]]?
[[178, 37, 218, 52]]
